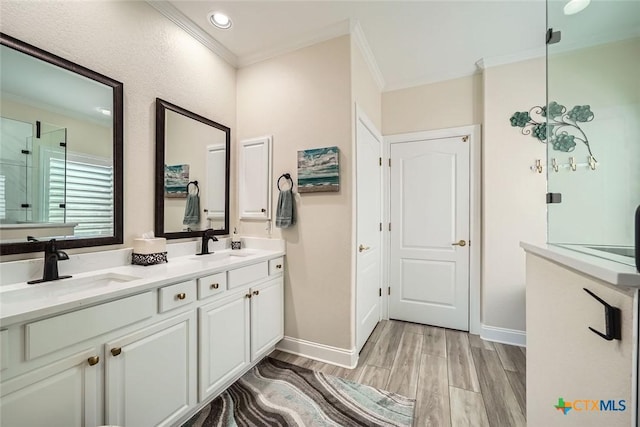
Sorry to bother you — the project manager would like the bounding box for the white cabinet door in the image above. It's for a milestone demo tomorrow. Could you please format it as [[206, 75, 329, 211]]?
[[238, 136, 272, 220], [105, 311, 196, 427], [250, 278, 284, 361], [0, 348, 101, 427], [206, 143, 227, 224], [199, 291, 251, 401]]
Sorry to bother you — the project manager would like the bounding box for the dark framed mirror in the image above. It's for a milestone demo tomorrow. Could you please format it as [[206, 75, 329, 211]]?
[[155, 98, 230, 239], [0, 33, 123, 255]]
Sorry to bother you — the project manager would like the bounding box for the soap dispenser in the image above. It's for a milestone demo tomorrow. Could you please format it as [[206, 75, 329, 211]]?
[[231, 227, 241, 250]]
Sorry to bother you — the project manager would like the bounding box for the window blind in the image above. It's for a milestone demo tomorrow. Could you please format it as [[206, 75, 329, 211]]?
[[0, 175, 5, 220], [47, 155, 113, 237]]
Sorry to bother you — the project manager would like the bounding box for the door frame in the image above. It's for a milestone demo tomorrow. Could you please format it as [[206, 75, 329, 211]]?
[[383, 125, 481, 334]]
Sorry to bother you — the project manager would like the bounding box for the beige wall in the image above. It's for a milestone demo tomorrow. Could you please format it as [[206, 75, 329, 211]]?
[[0, 0, 236, 259], [482, 57, 547, 332], [236, 36, 353, 349], [382, 74, 483, 135]]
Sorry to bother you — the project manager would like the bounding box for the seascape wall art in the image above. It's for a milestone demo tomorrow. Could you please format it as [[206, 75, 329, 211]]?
[[164, 164, 189, 198], [297, 147, 340, 193]]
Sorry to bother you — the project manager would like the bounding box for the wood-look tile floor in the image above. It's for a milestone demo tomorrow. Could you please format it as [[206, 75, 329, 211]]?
[[270, 320, 526, 427]]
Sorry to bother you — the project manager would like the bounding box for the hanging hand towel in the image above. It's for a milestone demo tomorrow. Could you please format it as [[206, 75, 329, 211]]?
[[276, 189, 296, 228], [183, 193, 200, 226]]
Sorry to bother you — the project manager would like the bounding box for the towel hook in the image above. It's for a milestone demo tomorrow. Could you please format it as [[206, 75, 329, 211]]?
[[187, 180, 199, 195], [277, 173, 294, 191]]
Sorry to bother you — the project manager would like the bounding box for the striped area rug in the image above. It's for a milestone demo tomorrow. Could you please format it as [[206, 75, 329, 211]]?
[[183, 357, 415, 427]]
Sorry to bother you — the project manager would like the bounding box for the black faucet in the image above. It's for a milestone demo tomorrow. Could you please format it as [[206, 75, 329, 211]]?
[[197, 229, 218, 255], [28, 239, 72, 284]]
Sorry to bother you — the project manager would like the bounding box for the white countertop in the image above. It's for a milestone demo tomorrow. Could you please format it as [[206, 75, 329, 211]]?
[[0, 238, 284, 326], [521, 242, 640, 287]]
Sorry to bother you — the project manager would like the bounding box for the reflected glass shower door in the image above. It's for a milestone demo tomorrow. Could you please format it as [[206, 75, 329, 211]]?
[[37, 125, 67, 224], [546, 0, 640, 266], [0, 117, 33, 223]]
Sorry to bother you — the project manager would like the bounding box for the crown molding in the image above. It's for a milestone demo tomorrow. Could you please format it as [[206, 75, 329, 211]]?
[[237, 20, 351, 68], [383, 69, 482, 93], [476, 46, 545, 70], [350, 20, 385, 91], [146, 1, 237, 68]]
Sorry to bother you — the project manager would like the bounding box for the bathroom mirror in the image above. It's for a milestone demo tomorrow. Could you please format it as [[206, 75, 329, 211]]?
[[155, 98, 230, 239], [0, 33, 123, 255]]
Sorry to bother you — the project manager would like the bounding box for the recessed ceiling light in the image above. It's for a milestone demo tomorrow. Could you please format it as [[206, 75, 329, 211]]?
[[208, 12, 232, 29], [564, 0, 591, 15]]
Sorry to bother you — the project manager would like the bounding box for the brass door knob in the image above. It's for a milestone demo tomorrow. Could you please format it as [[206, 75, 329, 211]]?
[[111, 347, 122, 357], [210, 283, 219, 289], [87, 356, 100, 366], [358, 244, 370, 252], [451, 240, 467, 247], [253, 290, 260, 296], [177, 293, 186, 300]]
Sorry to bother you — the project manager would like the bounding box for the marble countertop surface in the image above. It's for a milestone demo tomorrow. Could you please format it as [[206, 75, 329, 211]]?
[[521, 242, 639, 287], [0, 237, 284, 326]]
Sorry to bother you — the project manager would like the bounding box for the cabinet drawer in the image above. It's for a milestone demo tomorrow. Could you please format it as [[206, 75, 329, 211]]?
[[228, 262, 268, 290], [25, 292, 154, 360], [198, 272, 227, 300], [159, 280, 197, 313], [269, 257, 284, 275]]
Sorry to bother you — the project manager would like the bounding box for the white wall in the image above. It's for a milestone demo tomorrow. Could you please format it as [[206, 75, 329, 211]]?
[[482, 57, 547, 332], [236, 36, 353, 350], [0, 0, 236, 259]]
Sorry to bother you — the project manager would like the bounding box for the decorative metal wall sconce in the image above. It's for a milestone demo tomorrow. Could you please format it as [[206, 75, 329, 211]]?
[[510, 101, 597, 160]]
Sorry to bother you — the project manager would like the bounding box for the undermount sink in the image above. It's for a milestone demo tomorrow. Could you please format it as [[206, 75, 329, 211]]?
[[188, 250, 255, 261], [0, 272, 141, 304]]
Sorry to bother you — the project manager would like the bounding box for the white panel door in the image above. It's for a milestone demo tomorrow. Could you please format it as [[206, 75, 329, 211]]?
[[239, 136, 272, 220], [356, 112, 382, 352], [389, 136, 470, 330]]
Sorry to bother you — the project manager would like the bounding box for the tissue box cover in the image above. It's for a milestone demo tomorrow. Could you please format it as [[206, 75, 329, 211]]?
[[132, 252, 167, 266], [133, 238, 166, 255]]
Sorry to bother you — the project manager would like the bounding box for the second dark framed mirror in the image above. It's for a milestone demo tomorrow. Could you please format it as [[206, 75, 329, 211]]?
[[155, 98, 230, 239]]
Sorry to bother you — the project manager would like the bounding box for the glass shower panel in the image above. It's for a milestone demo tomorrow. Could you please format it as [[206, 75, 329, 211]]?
[[0, 117, 33, 223], [546, 0, 640, 266], [36, 125, 67, 224]]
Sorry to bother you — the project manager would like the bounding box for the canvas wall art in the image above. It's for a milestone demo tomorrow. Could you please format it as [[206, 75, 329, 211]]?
[[164, 164, 189, 198], [297, 147, 340, 193]]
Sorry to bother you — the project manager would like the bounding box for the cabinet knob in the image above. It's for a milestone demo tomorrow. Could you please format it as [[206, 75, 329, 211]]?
[[111, 347, 122, 357], [261, 208, 266, 213], [177, 293, 186, 300], [87, 356, 100, 366], [245, 293, 252, 299], [253, 290, 260, 296], [210, 283, 219, 289], [276, 264, 282, 269]]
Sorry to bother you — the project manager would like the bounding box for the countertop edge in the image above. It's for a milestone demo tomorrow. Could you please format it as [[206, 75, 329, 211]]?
[[520, 242, 640, 287]]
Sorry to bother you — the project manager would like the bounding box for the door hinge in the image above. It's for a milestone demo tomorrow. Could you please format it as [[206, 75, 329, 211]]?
[[59, 203, 66, 208], [379, 157, 382, 166], [388, 158, 391, 167], [379, 222, 382, 231], [379, 288, 382, 297], [21, 203, 31, 208], [388, 287, 391, 295], [59, 142, 67, 147], [546, 192, 562, 204], [388, 223, 391, 231], [36, 120, 41, 139], [21, 149, 31, 155]]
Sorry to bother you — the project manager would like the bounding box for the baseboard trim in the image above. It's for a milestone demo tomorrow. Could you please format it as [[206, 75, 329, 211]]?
[[480, 324, 526, 347], [276, 336, 358, 369]]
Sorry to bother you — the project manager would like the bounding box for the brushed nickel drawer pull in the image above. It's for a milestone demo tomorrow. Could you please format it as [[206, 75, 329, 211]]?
[[177, 293, 186, 300]]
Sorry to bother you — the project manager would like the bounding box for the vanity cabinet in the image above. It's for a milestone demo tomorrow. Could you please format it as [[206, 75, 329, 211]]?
[[199, 276, 284, 401], [0, 347, 101, 427], [105, 311, 196, 427], [0, 252, 284, 426]]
